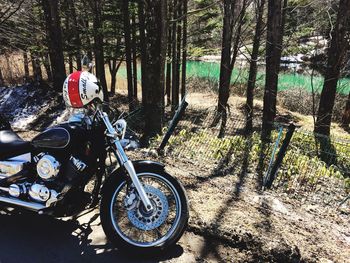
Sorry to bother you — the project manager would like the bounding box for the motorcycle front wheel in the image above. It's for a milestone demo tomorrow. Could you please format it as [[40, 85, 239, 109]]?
[[100, 168, 189, 254]]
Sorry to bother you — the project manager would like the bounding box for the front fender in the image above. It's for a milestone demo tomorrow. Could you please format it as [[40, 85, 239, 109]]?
[[131, 160, 165, 172]]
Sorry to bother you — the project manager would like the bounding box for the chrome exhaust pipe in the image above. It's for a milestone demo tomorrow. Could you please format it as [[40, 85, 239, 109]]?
[[0, 196, 45, 211]]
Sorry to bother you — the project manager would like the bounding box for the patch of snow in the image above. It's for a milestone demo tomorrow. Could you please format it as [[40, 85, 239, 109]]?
[[0, 85, 54, 130], [11, 112, 38, 130], [0, 89, 13, 103], [50, 108, 71, 126]]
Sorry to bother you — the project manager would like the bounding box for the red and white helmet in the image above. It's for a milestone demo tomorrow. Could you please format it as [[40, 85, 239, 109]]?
[[63, 71, 104, 108]]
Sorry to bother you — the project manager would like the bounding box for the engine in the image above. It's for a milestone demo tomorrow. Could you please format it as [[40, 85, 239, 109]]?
[[3, 152, 89, 209], [0, 153, 30, 179], [0, 121, 98, 212], [8, 183, 59, 207]]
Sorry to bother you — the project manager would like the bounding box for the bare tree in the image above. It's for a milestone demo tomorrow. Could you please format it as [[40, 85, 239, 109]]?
[[139, 0, 168, 143], [89, 0, 108, 101], [41, 0, 66, 91], [131, 9, 138, 103], [181, 0, 188, 99], [315, 0, 350, 136], [261, 0, 287, 140], [171, 0, 180, 110], [215, 0, 248, 136], [23, 51, 29, 81], [122, 0, 134, 110], [245, 0, 266, 134]]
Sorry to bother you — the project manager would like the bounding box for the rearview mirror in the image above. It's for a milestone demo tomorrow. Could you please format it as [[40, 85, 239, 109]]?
[[81, 55, 93, 72]]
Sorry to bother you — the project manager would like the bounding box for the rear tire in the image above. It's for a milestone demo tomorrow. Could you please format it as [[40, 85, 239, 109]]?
[[100, 168, 189, 254]]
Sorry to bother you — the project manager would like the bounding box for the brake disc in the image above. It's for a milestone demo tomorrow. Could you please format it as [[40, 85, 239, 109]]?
[[127, 185, 169, 231]]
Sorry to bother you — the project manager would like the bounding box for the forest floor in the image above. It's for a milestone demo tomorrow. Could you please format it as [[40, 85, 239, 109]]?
[[128, 149, 350, 263], [1, 85, 349, 262]]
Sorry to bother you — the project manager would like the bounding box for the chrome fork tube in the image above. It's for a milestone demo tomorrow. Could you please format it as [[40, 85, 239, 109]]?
[[99, 111, 153, 211]]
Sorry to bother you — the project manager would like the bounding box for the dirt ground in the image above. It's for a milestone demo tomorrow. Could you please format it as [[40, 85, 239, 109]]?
[[1, 91, 349, 262], [1, 146, 347, 263], [129, 149, 349, 263]]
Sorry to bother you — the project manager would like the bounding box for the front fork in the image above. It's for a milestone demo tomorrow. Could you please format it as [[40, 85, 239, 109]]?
[[99, 111, 153, 211]]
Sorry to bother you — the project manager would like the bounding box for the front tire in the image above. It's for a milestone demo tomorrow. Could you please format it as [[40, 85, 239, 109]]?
[[100, 168, 189, 254]]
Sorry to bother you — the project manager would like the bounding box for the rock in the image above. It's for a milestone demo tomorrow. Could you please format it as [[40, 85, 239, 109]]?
[[251, 195, 289, 215]]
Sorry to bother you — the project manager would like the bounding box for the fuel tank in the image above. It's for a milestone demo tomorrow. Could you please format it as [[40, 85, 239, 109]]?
[[31, 123, 89, 151]]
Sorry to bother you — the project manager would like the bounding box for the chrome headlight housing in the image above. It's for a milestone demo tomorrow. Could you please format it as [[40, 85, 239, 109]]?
[[36, 155, 60, 181]]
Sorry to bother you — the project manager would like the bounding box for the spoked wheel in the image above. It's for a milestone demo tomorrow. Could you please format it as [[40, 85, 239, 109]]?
[[100, 169, 189, 253]]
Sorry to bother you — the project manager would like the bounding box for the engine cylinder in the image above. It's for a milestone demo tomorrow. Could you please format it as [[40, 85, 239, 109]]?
[[29, 184, 51, 202]]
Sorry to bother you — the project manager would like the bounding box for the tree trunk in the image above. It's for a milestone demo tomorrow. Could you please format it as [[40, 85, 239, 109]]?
[[315, 0, 350, 136], [109, 59, 123, 95], [84, 18, 93, 62], [31, 52, 42, 84], [141, 0, 167, 143], [181, 0, 188, 99], [166, 4, 172, 106], [217, 5, 231, 115], [175, 0, 182, 104], [68, 55, 73, 73], [64, 2, 73, 74], [171, 0, 179, 110], [261, 0, 285, 140], [67, 0, 82, 70], [246, 0, 266, 134], [342, 92, 350, 127], [122, 0, 134, 110], [110, 67, 117, 94], [23, 51, 29, 82], [165, 0, 173, 106], [42, 53, 53, 81], [216, 0, 235, 126], [131, 10, 138, 103], [138, 0, 148, 107], [215, 0, 247, 137], [109, 59, 117, 94], [91, 0, 108, 101], [41, 0, 66, 91]]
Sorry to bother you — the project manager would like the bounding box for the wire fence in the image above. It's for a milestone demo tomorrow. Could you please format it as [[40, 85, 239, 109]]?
[[122, 100, 350, 206], [152, 106, 350, 205], [273, 129, 350, 195]]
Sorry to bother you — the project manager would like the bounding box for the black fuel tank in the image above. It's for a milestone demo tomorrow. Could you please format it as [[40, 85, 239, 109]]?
[[31, 123, 88, 150], [31, 127, 70, 149]]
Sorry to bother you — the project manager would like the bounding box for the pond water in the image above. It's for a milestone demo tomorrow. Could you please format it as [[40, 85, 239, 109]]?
[[116, 60, 350, 95]]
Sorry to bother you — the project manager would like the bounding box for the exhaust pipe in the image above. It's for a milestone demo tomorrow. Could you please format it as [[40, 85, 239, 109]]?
[[0, 196, 45, 211]]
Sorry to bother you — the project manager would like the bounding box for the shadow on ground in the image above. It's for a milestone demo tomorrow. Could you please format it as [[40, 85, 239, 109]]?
[[0, 208, 184, 263]]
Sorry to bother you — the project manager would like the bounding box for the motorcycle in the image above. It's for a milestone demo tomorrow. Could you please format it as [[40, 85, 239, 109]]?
[[0, 73, 189, 253]]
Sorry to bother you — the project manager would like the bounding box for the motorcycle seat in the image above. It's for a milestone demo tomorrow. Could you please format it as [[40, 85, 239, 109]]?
[[0, 130, 31, 160]]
